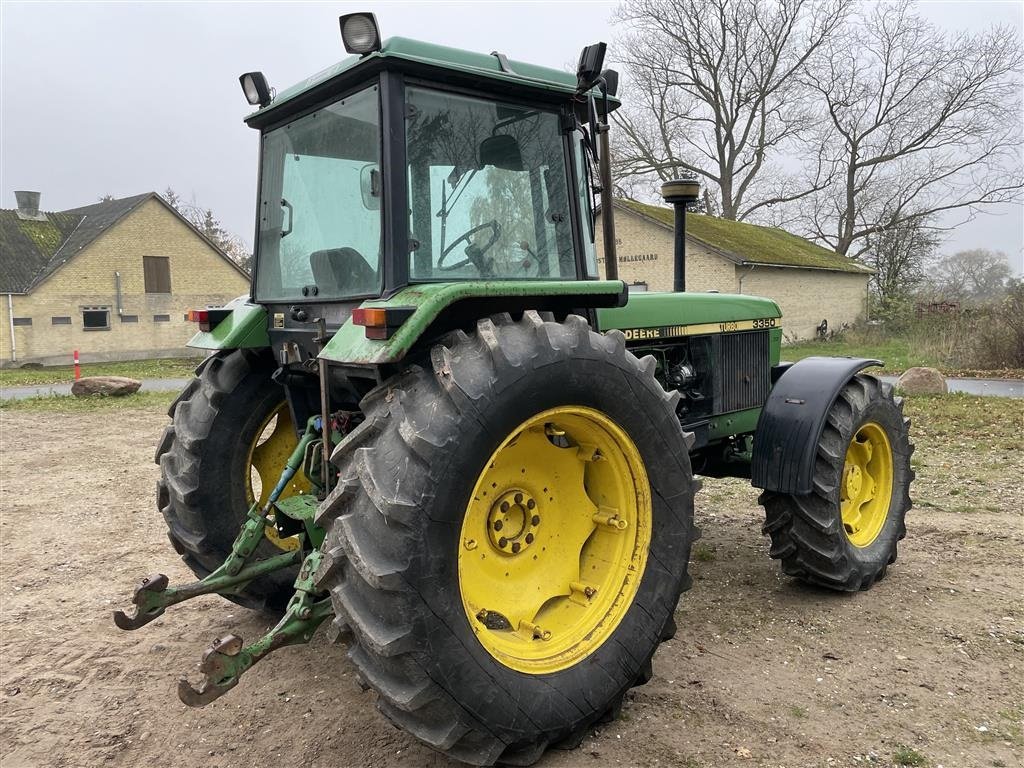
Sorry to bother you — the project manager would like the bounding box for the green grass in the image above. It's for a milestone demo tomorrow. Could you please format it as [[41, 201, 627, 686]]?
[[693, 543, 717, 563], [782, 337, 941, 374], [0, 357, 199, 387], [0, 390, 178, 412], [788, 705, 808, 718], [892, 745, 928, 766]]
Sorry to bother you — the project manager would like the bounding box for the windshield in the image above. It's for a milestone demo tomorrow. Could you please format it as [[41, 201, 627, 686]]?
[[255, 86, 382, 302], [405, 87, 576, 281]]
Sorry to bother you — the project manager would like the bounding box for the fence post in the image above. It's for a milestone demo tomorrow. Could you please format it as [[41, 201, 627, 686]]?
[[74, 350, 81, 380]]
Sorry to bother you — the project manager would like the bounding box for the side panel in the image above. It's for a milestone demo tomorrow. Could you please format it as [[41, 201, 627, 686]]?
[[319, 280, 626, 365], [187, 299, 270, 350], [751, 356, 882, 494], [596, 291, 781, 339]]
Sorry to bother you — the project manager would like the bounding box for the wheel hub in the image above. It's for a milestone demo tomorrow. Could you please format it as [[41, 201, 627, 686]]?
[[487, 489, 540, 555], [840, 421, 894, 548], [458, 406, 652, 675]]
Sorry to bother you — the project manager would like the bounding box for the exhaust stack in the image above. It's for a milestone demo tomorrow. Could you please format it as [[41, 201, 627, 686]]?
[[660, 179, 701, 293]]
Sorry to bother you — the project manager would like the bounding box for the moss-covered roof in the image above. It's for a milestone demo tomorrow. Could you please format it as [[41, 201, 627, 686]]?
[[618, 200, 872, 274], [0, 210, 83, 293]]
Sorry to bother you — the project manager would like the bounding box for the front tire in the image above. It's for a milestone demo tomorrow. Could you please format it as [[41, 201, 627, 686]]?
[[760, 374, 914, 591], [313, 312, 698, 765]]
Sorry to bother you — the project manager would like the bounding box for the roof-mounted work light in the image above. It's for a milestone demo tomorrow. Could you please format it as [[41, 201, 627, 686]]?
[[239, 71, 273, 108], [340, 12, 381, 55]]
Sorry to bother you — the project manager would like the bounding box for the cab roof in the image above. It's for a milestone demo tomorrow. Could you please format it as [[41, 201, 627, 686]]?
[[246, 36, 619, 128]]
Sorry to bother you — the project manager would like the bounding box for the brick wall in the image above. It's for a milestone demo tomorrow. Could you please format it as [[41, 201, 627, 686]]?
[[741, 267, 869, 341], [0, 198, 249, 366], [595, 206, 869, 340], [595, 207, 737, 292]]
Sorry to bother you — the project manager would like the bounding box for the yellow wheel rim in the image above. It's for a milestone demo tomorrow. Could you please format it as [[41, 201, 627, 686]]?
[[245, 402, 309, 551], [841, 421, 894, 548], [458, 406, 652, 674]]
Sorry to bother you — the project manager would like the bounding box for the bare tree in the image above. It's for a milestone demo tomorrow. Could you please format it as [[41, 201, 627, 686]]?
[[162, 187, 251, 270], [801, 0, 1023, 257], [929, 248, 1013, 303], [612, 0, 850, 220], [862, 216, 939, 303]]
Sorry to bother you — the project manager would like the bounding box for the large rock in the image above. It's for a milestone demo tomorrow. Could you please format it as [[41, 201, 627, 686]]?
[[895, 367, 947, 395], [71, 376, 142, 397]]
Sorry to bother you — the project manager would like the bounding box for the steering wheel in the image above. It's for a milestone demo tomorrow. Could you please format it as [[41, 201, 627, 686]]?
[[438, 220, 502, 273]]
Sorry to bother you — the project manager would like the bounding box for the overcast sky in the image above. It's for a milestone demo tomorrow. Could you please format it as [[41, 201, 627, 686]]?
[[2, 0, 1021, 273]]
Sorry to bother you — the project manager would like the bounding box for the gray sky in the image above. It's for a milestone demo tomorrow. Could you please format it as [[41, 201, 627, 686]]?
[[2, 0, 1021, 273]]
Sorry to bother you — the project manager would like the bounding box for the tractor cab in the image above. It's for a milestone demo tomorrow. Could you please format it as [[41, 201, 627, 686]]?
[[241, 17, 616, 342]]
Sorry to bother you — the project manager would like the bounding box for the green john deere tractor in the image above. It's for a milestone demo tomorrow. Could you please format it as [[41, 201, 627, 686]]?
[[115, 13, 914, 765]]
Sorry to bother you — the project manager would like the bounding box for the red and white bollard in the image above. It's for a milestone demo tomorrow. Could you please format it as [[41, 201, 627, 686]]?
[[73, 349, 81, 380]]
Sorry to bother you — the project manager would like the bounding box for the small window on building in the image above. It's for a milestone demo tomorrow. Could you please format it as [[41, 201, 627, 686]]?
[[153, 314, 171, 323], [83, 308, 110, 330], [120, 314, 139, 323], [51, 316, 72, 325], [12, 317, 32, 326], [143, 256, 172, 294]]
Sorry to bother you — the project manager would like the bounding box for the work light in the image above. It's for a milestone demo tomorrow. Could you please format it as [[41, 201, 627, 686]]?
[[340, 12, 381, 55], [239, 72, 272, 108]]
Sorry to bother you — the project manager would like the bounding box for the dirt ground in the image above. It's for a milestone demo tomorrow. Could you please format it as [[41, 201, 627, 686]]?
[[1, 400, 1021, 768]]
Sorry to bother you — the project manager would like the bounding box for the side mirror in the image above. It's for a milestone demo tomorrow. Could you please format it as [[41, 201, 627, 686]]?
[[360, 163, 381, 210], [479, 134, 523, 171], [576, 42, 607, 92]]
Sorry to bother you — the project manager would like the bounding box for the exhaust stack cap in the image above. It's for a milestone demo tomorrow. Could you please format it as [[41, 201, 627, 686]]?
[[14, 190, 46, 221]]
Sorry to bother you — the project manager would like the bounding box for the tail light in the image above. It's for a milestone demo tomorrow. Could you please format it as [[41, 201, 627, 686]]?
[[351, 306, 416, 340], [188, 308, 231, 333]]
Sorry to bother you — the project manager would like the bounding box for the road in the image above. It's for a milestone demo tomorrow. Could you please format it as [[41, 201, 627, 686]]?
[[4, 375, 1021, 400]]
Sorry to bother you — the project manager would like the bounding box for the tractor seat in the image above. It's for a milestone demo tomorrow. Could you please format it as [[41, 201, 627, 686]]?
[[309, 248, 379, 296]]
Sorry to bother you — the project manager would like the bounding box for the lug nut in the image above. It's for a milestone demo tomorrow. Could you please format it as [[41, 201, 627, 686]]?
[[531, 515, 540, 526], [527, 499, 536, 510], [498, 537, 508, 548], [525, 533, 534, 544], [514, 493, 523, 505], [493, 520, 503, 531], [500, 501, 510, 513], [511, 542, 521, 554]]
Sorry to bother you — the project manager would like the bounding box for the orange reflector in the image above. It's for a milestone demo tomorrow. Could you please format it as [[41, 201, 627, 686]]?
[[352, 307, 387, 327]]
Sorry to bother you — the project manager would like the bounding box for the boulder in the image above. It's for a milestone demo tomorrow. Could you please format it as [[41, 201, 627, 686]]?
[[71, 376, 142, 397], [895, 367, 947, 395]]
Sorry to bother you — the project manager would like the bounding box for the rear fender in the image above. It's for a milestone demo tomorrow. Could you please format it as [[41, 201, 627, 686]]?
[[751, 356, 882, 494], [186, 296, 270, 351]]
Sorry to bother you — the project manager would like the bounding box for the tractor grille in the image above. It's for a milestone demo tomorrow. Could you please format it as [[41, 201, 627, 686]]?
[[718, 331, 770, 413]]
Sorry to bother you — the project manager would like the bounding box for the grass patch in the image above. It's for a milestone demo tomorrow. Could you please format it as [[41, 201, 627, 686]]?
[[892, 745, 928, 766], [693, 544, 716, 563], [788, 705, 808, 718], [0, 357, 199, 387], [783, 337, 938, 374], [0, 390, 178, 413]]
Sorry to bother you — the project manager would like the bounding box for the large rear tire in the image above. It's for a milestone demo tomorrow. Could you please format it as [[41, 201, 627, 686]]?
[[313, 312, 698, 766], [760, 374, 914, 591], [155, 349, 305, 611]]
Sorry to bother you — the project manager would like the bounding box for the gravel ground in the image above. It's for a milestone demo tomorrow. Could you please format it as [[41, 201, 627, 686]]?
[[1, 396, 1021, 768]]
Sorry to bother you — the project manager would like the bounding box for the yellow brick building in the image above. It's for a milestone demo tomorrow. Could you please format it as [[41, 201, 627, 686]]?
[[598, 201, 873, 341], [1, 191, 249, 366]]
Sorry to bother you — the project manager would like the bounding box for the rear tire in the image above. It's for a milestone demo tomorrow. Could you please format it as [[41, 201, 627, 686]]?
[[155, 348, 299, 611], [313, 312, 698, 766], [760, 374, 914, 591]]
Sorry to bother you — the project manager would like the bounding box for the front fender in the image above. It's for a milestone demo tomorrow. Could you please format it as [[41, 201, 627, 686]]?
[[751, 356, 882, 494]]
